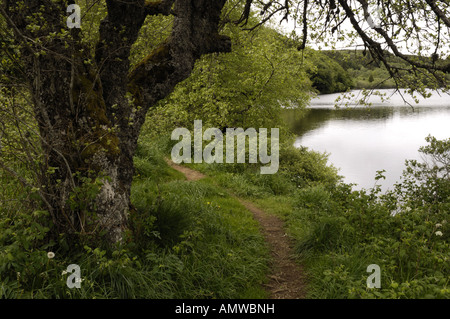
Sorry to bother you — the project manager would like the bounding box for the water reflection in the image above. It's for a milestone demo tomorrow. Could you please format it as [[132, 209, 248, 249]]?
[[286, 89, 450, 191], [284, 107, 396, 136]]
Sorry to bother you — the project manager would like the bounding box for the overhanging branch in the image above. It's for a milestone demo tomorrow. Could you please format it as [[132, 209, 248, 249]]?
[[338, 0, 450, 80], [425, 0, 450, 29], [145, 0, 175, 15]]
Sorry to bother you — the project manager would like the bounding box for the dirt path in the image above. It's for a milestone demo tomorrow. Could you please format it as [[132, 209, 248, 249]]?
[[166, 159, 207, 181], [165, 159, 307, 299]]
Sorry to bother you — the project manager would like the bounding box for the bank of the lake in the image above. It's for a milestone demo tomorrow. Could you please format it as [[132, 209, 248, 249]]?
[[286, 89, 450, 191], [184, 114, 449, 298]]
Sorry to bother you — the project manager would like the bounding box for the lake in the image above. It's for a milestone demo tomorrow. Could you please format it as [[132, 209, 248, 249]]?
[[287, 89, 450, 191]]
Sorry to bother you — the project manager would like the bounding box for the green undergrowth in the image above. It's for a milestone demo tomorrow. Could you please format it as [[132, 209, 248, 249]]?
[[0, 138, 269, 299], [1, 131, 448, 299], [185, 136, 450, 299], [129, 141, 270, 298]]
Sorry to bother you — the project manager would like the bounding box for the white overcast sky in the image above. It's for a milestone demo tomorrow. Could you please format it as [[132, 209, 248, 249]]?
[[268, 6, 448, 58]]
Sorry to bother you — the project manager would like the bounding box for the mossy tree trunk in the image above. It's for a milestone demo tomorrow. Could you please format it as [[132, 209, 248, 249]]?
[[3, 0, 231, 244]]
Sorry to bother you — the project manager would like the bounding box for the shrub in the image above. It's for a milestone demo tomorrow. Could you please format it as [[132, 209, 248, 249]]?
[[280, 144, 341, 188], [289, 137, 450, 299]]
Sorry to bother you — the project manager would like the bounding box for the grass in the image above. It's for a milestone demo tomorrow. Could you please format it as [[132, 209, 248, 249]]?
[[0, 137, 270, 299], [114, 140, 270, 298], [129, 142, 271, 298], [3, 130, 448, 299], [181, 139, 450, 299]]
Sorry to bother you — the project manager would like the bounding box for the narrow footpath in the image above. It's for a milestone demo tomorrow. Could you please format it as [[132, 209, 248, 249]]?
[[165, 159, 307, 299]]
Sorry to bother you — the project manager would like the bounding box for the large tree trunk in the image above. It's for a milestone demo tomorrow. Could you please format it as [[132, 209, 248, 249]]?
[[3, 0, 231, 244], [8, 14, 130, 242]]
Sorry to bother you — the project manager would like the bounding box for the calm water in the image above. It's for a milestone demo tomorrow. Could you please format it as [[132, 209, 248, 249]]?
[[287, 89, 450, 191]]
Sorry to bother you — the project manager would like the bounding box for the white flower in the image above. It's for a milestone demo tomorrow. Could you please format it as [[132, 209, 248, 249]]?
[[405, 207, 412, 212], [47, 252, 55, 259], [435, 223, 442, 228], [435, 231, 443, 237], [61, 270, 68, 275]]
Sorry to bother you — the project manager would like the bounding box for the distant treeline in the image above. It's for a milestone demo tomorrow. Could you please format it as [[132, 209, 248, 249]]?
[[309, 49, 450, 94]]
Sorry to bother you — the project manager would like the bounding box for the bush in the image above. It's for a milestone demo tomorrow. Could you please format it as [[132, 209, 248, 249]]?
[[280, 144, 341, 188], [289, 136, 450, 299]]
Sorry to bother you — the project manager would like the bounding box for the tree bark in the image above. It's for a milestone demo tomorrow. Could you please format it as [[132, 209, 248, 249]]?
[[3, 0, 231, 244]]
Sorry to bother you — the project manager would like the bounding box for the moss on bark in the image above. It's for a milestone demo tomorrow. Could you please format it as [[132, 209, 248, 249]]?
[[71, 66, 121, 164]]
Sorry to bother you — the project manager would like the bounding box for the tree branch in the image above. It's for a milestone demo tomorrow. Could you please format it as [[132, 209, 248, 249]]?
[[127, 0, 231, 139], [236, 0, 254, 25], [425, 0, 450, 29], [338, 0, 450, 82], [145, 0, 175, 15], [298, 0, 309, 50]]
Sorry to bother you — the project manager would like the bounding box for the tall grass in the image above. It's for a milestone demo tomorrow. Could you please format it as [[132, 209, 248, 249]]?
[[0, 137, 269, 299], [189, 137, 450, 299]]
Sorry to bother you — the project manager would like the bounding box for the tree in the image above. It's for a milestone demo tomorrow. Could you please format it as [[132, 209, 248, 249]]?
[[152, 23, 312, 133], [287, 0, 450, 92], [1, 0, 449, 245], [305, 50, 354, 93], [1, 0, 232, 244]]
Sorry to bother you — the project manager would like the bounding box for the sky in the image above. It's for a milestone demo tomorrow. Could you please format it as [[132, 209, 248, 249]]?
[[267, 4, 449, 58]]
